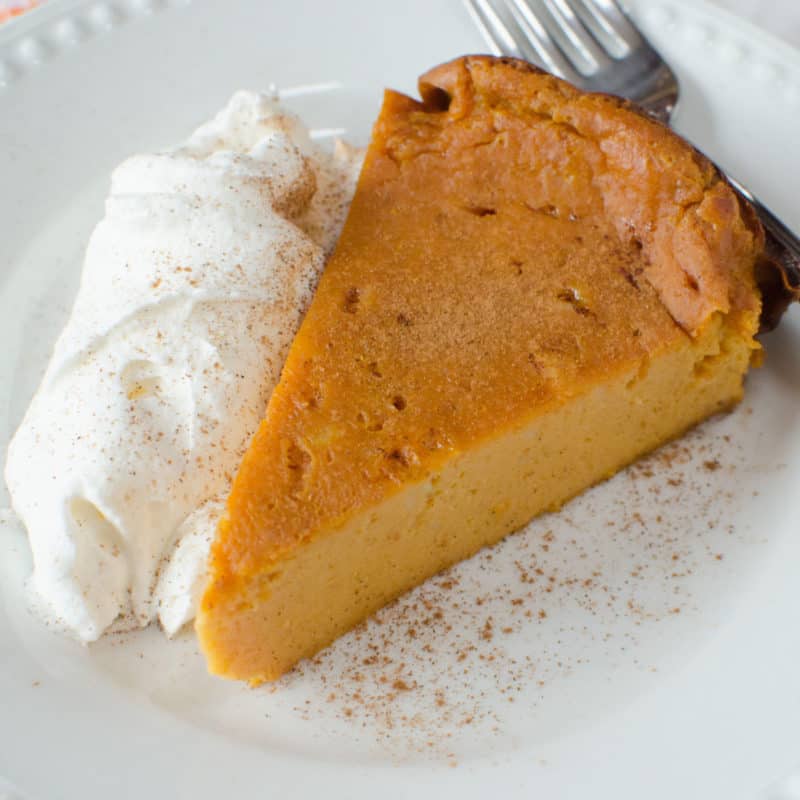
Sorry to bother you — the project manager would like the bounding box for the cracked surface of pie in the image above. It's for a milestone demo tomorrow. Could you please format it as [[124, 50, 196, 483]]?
[[197, 56, 767, 683]]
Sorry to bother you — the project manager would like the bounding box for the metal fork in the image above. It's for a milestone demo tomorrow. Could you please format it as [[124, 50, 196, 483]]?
[[464, 0, 800, 295]]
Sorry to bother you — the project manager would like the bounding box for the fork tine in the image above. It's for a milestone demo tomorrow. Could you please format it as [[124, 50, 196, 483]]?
[[506, 0, 583, 82], [542, 0, 613, 73], [517, 0, 604, 77], [573, 0, 645, 52], [566, 0, 629, 57], [463, 0, 522, 59], [464, 0, 679, 122]]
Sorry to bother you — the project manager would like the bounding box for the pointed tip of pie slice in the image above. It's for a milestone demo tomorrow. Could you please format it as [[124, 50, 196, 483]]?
[[197, 55, 768, 683]]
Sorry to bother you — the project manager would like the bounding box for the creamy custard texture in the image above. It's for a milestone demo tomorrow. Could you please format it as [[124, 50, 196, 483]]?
[[4, 91, 362, 640], [197, 56, 768, 683]]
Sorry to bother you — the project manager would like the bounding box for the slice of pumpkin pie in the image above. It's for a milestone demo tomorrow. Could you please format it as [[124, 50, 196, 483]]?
[[197, 55, 780, 683]]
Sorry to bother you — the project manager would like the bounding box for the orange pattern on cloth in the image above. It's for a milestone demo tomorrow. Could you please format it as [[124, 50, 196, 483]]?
[[0, 1, 38, 24]]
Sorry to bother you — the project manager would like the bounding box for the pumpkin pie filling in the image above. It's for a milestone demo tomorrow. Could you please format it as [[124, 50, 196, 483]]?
[[197, 56, 773, 683]]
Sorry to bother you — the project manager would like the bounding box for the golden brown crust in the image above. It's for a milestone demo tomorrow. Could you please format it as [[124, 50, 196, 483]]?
[[757, 243, 800, 332], [200, 56, 765, 626], [418, 56, 765, 334], [423, 56, 798, 332]]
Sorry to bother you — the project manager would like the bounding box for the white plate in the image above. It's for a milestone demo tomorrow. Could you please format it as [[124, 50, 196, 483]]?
[[2, 1, 800, 798]]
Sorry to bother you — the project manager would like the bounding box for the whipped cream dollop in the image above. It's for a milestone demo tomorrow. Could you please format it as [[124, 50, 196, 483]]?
[[5, 91, 362, 640]]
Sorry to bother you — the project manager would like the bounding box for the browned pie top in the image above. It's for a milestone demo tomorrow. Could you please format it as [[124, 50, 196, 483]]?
[[205, 55, 765, 581]]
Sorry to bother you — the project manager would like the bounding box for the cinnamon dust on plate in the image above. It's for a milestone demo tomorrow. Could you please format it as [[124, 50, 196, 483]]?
[[264, 415, 761, 761]]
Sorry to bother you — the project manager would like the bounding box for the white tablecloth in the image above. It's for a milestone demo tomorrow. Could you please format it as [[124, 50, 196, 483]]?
[[706, 0, 800, 48]]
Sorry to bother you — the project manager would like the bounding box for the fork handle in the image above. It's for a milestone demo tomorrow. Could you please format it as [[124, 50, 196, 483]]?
[[726, 176, 800, 290]]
